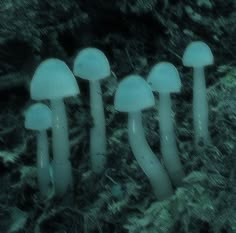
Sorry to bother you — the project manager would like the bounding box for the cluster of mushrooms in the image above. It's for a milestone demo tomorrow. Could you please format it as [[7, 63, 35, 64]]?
[[24, 41, 214, 200]]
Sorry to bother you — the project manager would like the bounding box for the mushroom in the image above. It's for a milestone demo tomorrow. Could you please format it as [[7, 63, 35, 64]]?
[[73, 48, 110, 174], [24, 103, 52, 196], [114, 75, 173, 200], [147, 62, 185, 186], [30, 58, 80, 196], [182, 41, 214, 147]]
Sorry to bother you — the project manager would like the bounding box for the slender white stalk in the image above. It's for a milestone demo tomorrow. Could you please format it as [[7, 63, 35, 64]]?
[[159, 93, 185, 186], [51, 99, 70, 161], [37, 131, 51, 196], [51, 159, 73, 196], [90, 80, 106, 174], [128, 111, 173, 200], [193, 67, 210, 146], [50, 98, 73, 196]]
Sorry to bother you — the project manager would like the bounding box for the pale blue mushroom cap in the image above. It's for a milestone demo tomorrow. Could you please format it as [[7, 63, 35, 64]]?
[[114, 75, 155, 112], [31, 58, 80, 100], [73, 47, 110, 81], [147, 62, 181, 93], [182, 41, 214, 68], [24, 103, 52, 130]]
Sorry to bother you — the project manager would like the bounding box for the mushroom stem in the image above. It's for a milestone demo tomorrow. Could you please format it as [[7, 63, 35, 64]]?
[[51, 159, 73, 196], [51, 98, 70, 161], [128, 111, 173, 200], [159, 93, 185, 186], [50, 98, 73, 195], [89, 80, 106, 174], [36, 130, 51, 196], [193, 67, 210, 146]]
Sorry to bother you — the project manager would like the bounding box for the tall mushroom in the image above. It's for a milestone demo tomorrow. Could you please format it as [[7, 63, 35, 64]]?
[[73, 48, 110, 174], [147, 62, 185, 186], [30, 58, 80, 196], [114, 75, 173, 200], [182, 41, 214, 148]]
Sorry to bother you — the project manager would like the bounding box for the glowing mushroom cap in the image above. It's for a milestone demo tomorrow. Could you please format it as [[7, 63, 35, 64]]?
[[182, 41, 214, 68], [147, 62, 181, 93], [114, 75, 155, 112], [73, 47, 110, 81], [24, 103, 52, 130], [31, 58, 80, 100]]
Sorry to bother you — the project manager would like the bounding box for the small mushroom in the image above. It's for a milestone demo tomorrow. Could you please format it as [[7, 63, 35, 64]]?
[[147, 62, 185, 186], [24, 103, 52, 196], [182, 41, 214, 147], [114, 75, 173, 200]]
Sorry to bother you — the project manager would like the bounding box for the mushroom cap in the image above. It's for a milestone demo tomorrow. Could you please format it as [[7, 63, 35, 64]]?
[[114, 75, 155, 112], [24, 103, 52, 130], [73, 47, 110, 81], [147, 62, 181, 93], [31, 58, 80, 100], [182, 41, 214, 67]]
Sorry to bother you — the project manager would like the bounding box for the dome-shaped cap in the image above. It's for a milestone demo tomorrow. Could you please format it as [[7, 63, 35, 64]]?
[[24, 103, 52, 130], [73, 47, 110, 81], [31, 58, 80, 100], [114, 75, 155, 112], [182, 41, 214, 67], [147, 62, 181, 93]]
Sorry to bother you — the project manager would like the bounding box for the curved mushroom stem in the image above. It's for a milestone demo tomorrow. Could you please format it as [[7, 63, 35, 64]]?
[[50, 98, 73, 196], [159, 93, 185, 186], [37, 130, 51, 196], [193, 67, 210, 147], [128, 111, 173, 200], [89, 80, 106, 174]]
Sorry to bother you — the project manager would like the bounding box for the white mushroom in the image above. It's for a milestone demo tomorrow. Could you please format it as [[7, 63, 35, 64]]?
[[24, 103, 52, 196], [73, 48, 110, 174], [147, 62, 185, 186], [31, 58, 80, 196], [114, 75, 173, 200], [182, 41, 214, 147]]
